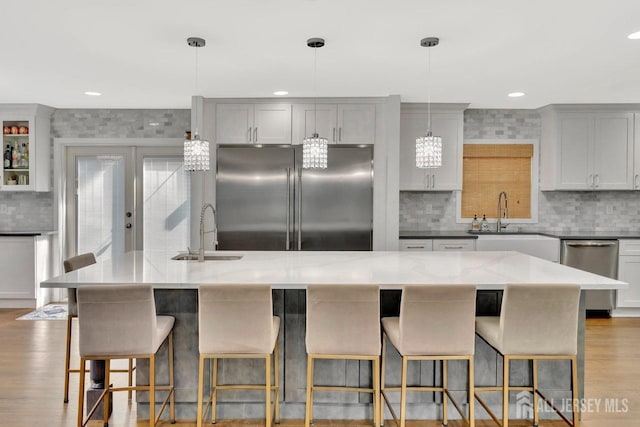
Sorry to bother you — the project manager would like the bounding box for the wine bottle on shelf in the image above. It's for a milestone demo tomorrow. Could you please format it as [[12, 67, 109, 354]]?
[[3, 144, 11, 169], [20, 143, 28, 168], [11, 143, 19, 169]]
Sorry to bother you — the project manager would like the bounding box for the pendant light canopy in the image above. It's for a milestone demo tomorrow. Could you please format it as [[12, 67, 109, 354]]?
[[302, 37, 328, 169], [184, 37, 210, 171], [416, 37, 442, 169]]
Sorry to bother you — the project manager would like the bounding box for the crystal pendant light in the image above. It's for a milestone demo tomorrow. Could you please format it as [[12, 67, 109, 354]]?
[[302, 38, 328, 169], [184, 37, 210, 171], [416, 37, 442, 169]]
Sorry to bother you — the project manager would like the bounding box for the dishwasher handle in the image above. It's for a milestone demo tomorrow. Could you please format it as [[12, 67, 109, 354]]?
[[565, 241, 617, 248]]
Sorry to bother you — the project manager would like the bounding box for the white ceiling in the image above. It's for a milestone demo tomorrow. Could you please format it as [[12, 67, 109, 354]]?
[[2, 0, 640, 109]]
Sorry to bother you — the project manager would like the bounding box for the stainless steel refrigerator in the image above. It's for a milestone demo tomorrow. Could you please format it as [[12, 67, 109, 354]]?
[[216, 145, 373, 251]]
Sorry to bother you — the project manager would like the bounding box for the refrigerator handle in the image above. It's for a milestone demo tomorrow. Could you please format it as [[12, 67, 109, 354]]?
[[286, 168, 291, 251], [297, 168, 303, 251]]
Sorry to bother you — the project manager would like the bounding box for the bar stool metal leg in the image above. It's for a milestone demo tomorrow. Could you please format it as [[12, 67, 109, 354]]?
[[571, 356, 579, 427], [443, 360, 449, 426], [64, 315, 73, 403], [380, 335, 387, 427], [305, 355, 314, 427], [373, 356, 380, 427], [469, 358, 475, 427], [502, 356, 509, 427], [274, 340, 280, 424], [533, 359, 539, 426], [104, 359, 111, 426], [266, 354, 272, 427], [211, 358, 218, 424], [197, 355, 205, 427], [78, 357, 86, 427], [149, 355, 155, 427], [399, 356, 407, 427]]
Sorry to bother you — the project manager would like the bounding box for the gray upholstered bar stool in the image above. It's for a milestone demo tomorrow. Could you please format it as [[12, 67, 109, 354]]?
[[76, 284, 175, 427], [62, 253, 135, 403], [305, 285, 381, 427], [475, 284, 581, 427], [197, 285, 280, 427], [380, 285, 477, 427]]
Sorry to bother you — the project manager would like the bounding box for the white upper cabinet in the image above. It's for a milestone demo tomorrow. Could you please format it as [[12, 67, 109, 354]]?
[[292, 103, 375, 145], [216, 103, 292, 144], [336, 104, 376, 144], [0, 104, 53, 192], [399, 105, 464, 191], [540, 106, 635, 190]]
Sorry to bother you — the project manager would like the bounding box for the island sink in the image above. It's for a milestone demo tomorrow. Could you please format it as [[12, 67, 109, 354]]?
[[171, 254, 243, 261]]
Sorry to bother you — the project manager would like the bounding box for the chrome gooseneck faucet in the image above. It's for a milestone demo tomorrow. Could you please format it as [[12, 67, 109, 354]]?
[[199, 203, 217, 262], [497, 191, 508, 232]]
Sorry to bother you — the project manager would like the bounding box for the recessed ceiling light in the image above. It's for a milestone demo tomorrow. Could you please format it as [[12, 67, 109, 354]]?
[[148, 122, 160, 126], [273, 91, 288, 96], [84, 91, 101, 96], [628, 31, 640, 40], [508, 92, 525, 98]]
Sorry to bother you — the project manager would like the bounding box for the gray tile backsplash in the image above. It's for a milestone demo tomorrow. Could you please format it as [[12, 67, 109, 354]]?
[[0, 109, 189, 231], [1, 107, 637, 234], [400, 109, 640, 233]]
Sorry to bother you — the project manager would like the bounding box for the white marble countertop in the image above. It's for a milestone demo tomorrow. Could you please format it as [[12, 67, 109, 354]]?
[[41, 250, 626, 290]]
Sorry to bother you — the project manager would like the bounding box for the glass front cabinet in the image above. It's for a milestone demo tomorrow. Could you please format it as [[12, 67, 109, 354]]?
[[0, 105, 53, 192]]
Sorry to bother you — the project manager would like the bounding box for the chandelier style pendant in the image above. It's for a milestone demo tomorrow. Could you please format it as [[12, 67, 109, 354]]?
[[416, 37, 442, 169], [184, 37, 210, 171], [302, 38, 328, 169]]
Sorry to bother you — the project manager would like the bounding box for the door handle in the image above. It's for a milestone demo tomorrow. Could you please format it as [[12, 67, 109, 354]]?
[[432, 174, 435, 189], [248, 127, 252, 142], [405, 245, 426, 249], [424, 174, 429, 189], [254, 127, 258, 143], [566, 242, 617, 248], [332, 128, 336, 142], [587, 174, 594, 187], [338, 127, 342, 142], [297, 168, 303, 251], [594, 174, 600, 188], [286, 168, 291, 251], [635, 174, 639, 189]]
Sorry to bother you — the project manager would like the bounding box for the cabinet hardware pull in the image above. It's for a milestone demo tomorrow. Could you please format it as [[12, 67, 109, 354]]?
[[339, 127, 342, 142], [254, 127, 258, 143], [332, 128, 336, 142], [443, 246, 463, 249], [587, 174, 593, 187], [432, 174, 435, 189], [595, 174, 600, 188], [297, 168, 303, 250], [635, 174, 639, 189], [406, 246, 425, 249], [248, 127, 252, 142]]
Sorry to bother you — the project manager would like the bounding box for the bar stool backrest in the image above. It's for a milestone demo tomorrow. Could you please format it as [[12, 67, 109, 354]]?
[[63, 252, 96, 316], [199, 285, 273, 354], [399, 285, 477, 356], [500, 283, 581, 355], [306, 285, 380, 356], [77, 284, 158, 357]]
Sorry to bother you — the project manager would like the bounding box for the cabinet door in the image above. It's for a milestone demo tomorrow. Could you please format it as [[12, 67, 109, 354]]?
[[399, 112, 429, 190], [557, 114, 593, 189], [593, 113, 634, 190], [0, 237, 35, 300], [215, 104, 254, 144], [336, 104, 376, 144], [292, 104, 337, 145], [430, 113, 462, 190], [617, 256, 640, 308], [399, 239, 433, 251], [254, 104, 292, 144]]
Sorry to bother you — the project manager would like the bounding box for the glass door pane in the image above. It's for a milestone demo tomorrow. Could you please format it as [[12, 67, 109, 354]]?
[[141, 155, 190, 254], [66, 147, 134, 261]]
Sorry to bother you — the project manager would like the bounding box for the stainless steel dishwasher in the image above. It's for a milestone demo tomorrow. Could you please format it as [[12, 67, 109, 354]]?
[[561, 240, 619, 314]]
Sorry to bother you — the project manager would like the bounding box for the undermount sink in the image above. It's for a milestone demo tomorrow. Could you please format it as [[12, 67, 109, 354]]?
[[171, 254, 243, 261]]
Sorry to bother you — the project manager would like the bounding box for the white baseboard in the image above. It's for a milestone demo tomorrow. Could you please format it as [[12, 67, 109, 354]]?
[[0, 299, 36, 309], [611, 307, 640, 317]]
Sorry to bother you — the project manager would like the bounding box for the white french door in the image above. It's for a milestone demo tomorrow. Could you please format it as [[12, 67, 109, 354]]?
[[65, 146, 189, 260]]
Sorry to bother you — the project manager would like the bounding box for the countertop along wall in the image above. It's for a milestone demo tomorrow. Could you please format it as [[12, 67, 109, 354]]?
[[400, 109, 640, 233], [0, 109, 189, 231]]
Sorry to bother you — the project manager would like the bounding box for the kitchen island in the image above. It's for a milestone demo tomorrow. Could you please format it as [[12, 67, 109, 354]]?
[[42, 250, 625, 421]]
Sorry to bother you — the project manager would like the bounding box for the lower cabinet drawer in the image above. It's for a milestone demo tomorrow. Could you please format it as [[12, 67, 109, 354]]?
[[433, 239, 476, 251], [399, 239, 433, 251]]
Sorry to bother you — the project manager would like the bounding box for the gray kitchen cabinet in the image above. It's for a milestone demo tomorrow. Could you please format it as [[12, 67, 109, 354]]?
[[540, 106, 634, 190], [615, 240, 640, 315], [399, 105, 464, 191], [292, 103, 375, 145], [399, 239, 433, 251], [399, 238, 475, 251], [0, 104, 53, 192], [215, 103, 292, 144]]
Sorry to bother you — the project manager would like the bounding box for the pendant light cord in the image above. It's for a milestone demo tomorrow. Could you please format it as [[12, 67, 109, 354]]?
[[313, 46, 318, 136], [426, 45, 431, 134], [194, 45, 200, 136]]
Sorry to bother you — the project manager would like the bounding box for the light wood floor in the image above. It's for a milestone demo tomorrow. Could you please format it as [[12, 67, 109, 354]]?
[[1, 309, 638, 427]]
